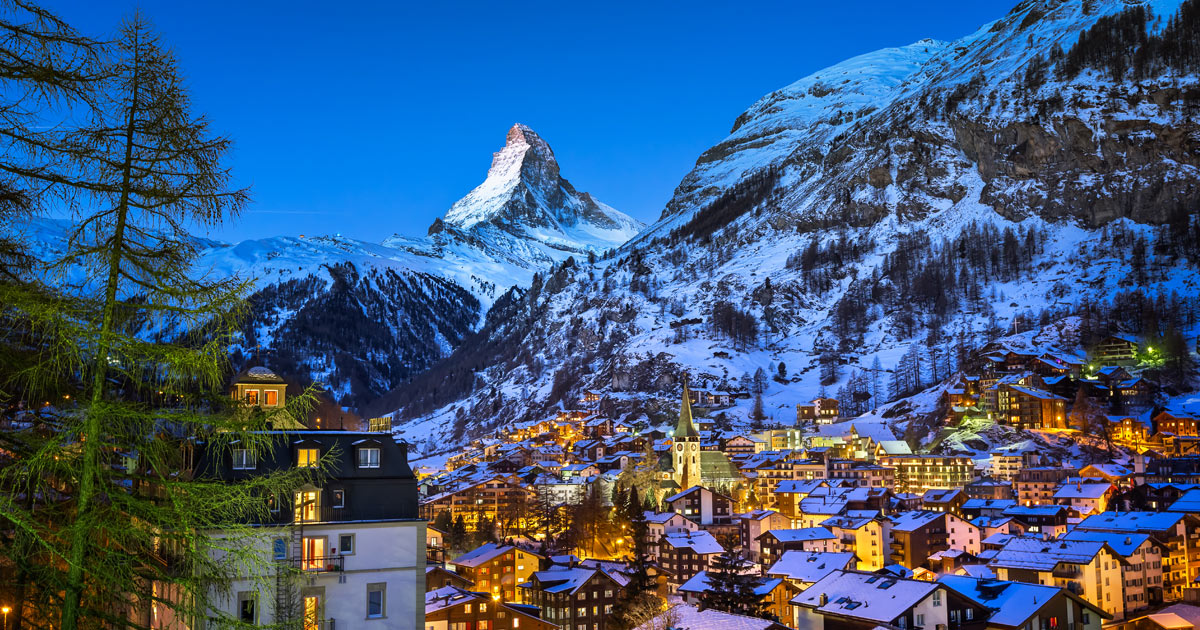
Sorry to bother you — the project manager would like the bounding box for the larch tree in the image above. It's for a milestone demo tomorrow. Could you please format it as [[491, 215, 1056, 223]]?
[[1, 11, 322, 630]]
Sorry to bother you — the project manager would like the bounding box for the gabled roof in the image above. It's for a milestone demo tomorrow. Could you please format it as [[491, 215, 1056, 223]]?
[[759, 527, 835, 543], [1168, 488, 1200, 513], [663, 530, 724, 555], [790, 570, 940, 623], [522, 566, 621, 595], [632, 603, 788, 630], [1061, 529, 1151, 558], [766, 550, 855, 583], [963, 499, 1016, 511], [938, 575, 1108, 627], [450, 543, 514, 567], [1053, 481, 1113, 500], [889, 510, 944, 532], [678, 570, 784, 597], [1077, 511, 1185, 533], [989, 537, 1110, 571]]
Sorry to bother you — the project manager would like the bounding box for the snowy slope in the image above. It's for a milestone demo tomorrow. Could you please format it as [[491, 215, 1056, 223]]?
[[384, 0, 1200, 459], [19, 124, 642, 409]]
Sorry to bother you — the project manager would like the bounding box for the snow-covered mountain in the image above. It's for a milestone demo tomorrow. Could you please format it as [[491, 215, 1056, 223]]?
[[380, 0, 1200, 459], [19, 124, 641, 409]]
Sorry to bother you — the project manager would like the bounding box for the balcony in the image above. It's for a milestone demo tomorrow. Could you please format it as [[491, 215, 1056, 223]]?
[[294, 555, 345, 573], [1052, 566, 1082, 579]]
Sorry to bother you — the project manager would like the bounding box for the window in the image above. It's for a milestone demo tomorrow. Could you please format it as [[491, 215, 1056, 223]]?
[[358, 447, 381, 469], [332, 489, 345, 509], [916, 614, 925, 627], [264, 389, 278, 406], [267, 494, 280, 513], [244, 389, 259, 405], [297, 448, 320, 467], [301, 537, 326, 571], [369, 417, 390, 432], [339, 533, 354, 555], [294, 490, 320, 522], [366, 583, 385, 618], [932, 590, 942, 606], [238, 592, 257, 623], [232, 449, 256, 470]]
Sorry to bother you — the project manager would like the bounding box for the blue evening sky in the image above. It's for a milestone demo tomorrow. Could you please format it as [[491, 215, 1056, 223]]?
[[46, 1, 1014, 242]]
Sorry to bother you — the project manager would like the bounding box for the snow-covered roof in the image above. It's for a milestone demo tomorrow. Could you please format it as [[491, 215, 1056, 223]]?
[[632, 603, 785, 630], [425, 586, 481, 614], [450, 542, 513, 568], [989, 537, 1107, 571], [939, 575, 1095, 628], [766, 550, 855, 583], [1053, 481, 1113, 500], [1168, 489, 1200, 513], [889, 511, 944, 532], [1061, 529, 1151, 558], [678, 570, 783, 597], [876, 440, 912, 455], [790, 570, 939, 623], [774, 479, 829, 494], [761, 527, 835, 543], [645, 510, 692, 525], [663, 530, 724, 555], [1078, 511, 1185, 533], [963, 499, 1016, 511]]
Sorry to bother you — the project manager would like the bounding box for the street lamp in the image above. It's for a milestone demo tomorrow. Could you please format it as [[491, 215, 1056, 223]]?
[[2, 605, 11, 630]]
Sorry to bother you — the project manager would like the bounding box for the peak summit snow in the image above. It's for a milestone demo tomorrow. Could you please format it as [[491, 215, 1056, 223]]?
[[435, 123, 641, 250]]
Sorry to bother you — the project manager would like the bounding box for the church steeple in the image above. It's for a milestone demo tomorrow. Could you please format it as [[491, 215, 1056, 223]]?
[[675, 378, 700, 439]]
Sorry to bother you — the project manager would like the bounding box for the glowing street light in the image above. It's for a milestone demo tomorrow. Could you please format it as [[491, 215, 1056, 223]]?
[[1, 605, 10, 630]]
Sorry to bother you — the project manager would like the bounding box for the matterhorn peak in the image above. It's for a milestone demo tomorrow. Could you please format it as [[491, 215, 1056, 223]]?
[[439, 124, 641, 250]]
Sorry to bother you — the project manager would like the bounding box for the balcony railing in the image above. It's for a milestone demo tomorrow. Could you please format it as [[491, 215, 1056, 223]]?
[[293, 555, 344, 573], [1052, 566, 1082, 579]]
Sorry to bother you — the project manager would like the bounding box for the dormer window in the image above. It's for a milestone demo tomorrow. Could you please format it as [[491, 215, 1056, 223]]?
[[358, 447, 380, 469], [297, 448, 319, 467], [232, 448, 256, 470]]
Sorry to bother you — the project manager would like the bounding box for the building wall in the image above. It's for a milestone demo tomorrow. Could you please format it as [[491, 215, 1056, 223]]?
[[205, 520, 425, 630]]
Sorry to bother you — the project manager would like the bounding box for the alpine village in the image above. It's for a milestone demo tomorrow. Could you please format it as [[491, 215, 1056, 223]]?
[[4, 1, 1200, 630]]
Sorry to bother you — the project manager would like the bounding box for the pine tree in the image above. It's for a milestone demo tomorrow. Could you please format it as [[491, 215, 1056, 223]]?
[[1, 13, 319, 629], [700, 550, 770, 618]]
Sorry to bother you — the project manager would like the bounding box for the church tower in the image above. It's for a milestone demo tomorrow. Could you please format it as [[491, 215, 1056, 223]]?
[[672, 379, 702, 491]]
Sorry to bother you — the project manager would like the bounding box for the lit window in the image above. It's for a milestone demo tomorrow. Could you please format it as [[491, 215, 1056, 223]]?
[[264, 389, 279, 406], [232, 449, 256, 470], [297, 448, 320, 467], [358, 448, 381, 469], [244, 389, 259, 405]]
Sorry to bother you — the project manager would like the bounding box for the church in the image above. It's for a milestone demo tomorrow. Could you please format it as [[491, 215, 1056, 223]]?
[[659, 380, 742, 496]]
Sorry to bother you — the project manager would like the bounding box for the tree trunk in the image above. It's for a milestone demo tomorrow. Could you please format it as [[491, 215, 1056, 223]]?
[[60, 27, 141, 630]]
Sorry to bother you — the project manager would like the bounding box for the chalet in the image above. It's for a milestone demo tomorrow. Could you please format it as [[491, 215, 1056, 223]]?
[[1075, 511, 1200, 602], [965, 479, 1014, 501], [1154, 410, 1200, 438], [757, 528, 838, 566], [997, 384, 1067, 430], [660, 530, 724, 587], [923, 489, 967, 517], [519, 566, 628, 630], [738, 509, 791, 562], [828, 460, 895, 489], [663, 485, 734, 526], [889, 511, 981, 569], [427, 525, 448, 565], [1112, 481, 1200, 511], [678, 571, 798, 622], [724, 434, 767, 456], [1002, 504, 1070, 537], [820, 515, 890, 571], [643, 511, 698, 558], [425, 586, 555, 630], [1094, 333, 1141, 365], [1062, 529, 1165, 613], [789, 569, 990, 630], [425, 565, 473, 591], [1110, 412, 1156, 446], [962, 499, 1017, 519], [988, 537, 1125, 619], [449, 543, 543, 603], [1014, 466, 1076, 507], [1115, 377, 1154, 410], [1052, 480, 1116, 517], [797, 397, 840, 424], [764, 550, 856, 589], [938, 575, 1108, 630]]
